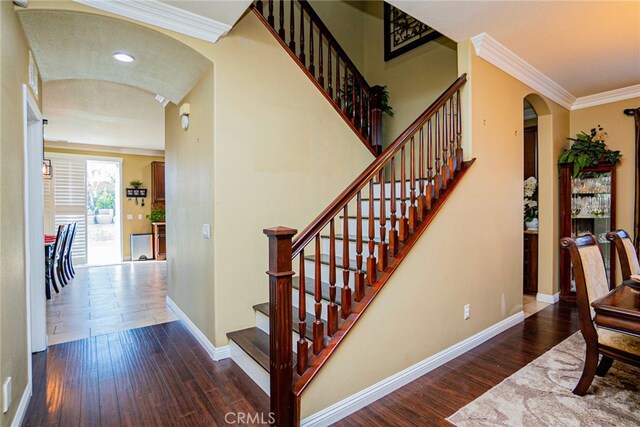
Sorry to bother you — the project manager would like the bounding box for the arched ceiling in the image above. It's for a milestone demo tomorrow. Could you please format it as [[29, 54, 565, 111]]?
[[18, 9, 210, 104], [43, 80, 165, 150]]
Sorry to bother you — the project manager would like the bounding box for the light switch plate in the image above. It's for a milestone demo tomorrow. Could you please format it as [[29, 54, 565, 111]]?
[[203, 224, 211, 239], [138, 214, 143, 220], [126, 214, 133, 220], [2, 377, 11, 413]]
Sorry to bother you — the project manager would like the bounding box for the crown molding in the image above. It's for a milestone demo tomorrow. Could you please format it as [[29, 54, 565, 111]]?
[[74, 0, 232, 43], [471, 33, 576, 110], [45, 140, 165, 157], [571, 84, 640, 110]]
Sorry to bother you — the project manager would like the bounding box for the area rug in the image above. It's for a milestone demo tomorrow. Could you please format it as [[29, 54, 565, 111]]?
[[447, 332, 640, 426]]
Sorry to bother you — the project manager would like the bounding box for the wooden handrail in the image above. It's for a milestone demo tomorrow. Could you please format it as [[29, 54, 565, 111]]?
[[292, 74, 467, 257], [253, 0, 383, 154]]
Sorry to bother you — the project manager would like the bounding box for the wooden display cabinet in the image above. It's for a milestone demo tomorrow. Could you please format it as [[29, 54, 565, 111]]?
[[559, 163, 616, 301], [151, 161, 165, 205], [152, 222, 166, 260], [523, 231, 538, 295]]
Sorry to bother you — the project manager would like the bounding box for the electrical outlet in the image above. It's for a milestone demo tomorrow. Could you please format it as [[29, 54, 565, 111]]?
[[138, 214, 143, 220], [126, 214, 133, 220], [464, 304, 470, 320], [203, 224, 211, 239], [2, 377, 11, 413]]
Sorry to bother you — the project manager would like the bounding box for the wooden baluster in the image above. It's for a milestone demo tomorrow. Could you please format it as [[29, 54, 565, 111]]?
[[456, 90, 463, 170], [398, 146, 409, 242], [425, 119, 433, 210], [389, 157, 399, 256], [341, 205, 351, 318], [264, 227, 296, 427], [328, 219, 338, 336], [408, 137, 418, 231], [256, 0, 264, 14], [343, 68, 348, 115], [327, 42, 333, 98], [359, 81, 364, 132], [354, 191, 365, 301], [366, 179, 377, 284], [434, 111, 442, 199], [289, 0, 295, 51], [318, 32, 324, 88], [417, 127, 426, 221], [335, 56, 341, 108], [278, 0, 285, 39], [267, 0, 274, 27], [299, 3, 305, 65], [313, 236, 324, 355], [367, 92, 372, 143], [297, 250, 308, 375], [351, 71, 356, 124], [377, 169, 388, 271], [309, 21, 315, 77], [371, 86, 384, 155], [441, 105, 449, 188], [448, 97, 456, 176]]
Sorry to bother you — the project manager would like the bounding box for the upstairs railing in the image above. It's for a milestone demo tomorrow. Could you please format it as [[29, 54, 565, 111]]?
[[253, 0, 383, 156], [264, 74, 469, 426]]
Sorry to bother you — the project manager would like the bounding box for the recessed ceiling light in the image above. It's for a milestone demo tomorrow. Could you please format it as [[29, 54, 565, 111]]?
[[113, 52, 135, 63]]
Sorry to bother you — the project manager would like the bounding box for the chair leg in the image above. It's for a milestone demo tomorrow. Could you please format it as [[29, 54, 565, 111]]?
[[62, 256, 72, 282], [596, 355, 614, 377], [573, 345, 599, 395], [50, 264, 60, 294], [45, 272, 51, 300], [57, 262, 67, 286], [69, 252, 76, 276]]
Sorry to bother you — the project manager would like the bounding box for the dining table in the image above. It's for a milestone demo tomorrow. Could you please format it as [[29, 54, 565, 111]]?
[[591, 281, 640, 337]]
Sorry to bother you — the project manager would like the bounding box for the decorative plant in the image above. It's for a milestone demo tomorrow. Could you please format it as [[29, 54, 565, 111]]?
[[558, 125, 622, 178], [340, 76, 394, 137], [129, 179, 143, 189], [523, 176, 538, 222], [146, 208, 165, 222]]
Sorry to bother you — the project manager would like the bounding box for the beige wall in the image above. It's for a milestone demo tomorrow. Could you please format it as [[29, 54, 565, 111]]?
[[165, 65, 216, 342], [44, 147, 165, 259], [301, 39, 571, 418], [0, 1, 40, 425]]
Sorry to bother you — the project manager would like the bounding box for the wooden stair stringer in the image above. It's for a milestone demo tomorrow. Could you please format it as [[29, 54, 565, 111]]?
[[292, 159, 476, 396]]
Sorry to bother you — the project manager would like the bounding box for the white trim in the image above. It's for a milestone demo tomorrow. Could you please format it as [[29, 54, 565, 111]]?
[[74, 0, 232, 43], [536, 292, 560, 304], [45, 140, 164, 157], [471, 33, 575, 110], [10, 382, 31, 427], [229, 341, 270, 395], [166, 296, 230, 361], [572, 84, 640, 110], [301, 311, 525, 427]]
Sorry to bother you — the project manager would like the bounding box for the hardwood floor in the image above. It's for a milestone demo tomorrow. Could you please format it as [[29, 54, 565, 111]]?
[[22, 321, 269, 426], [336, 302, 580, 426], [23, 301, 579, 426]]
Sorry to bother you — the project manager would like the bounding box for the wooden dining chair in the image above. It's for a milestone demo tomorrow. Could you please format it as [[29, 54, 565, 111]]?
[[560, 234, 640, 395], [66, 222, 77, 277], [606, 229, 640, 280], [61, 223, 77, 281], [52, 224, 69, 288]]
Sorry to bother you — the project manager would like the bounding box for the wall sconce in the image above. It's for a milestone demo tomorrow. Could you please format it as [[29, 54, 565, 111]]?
[[180, 103, 190, 131], [42, 158, 52, 179]]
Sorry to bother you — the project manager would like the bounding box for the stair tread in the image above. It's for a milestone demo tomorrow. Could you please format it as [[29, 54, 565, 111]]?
[[292, 276, 349, 305], [227, 327, 271, 372], [320, 233, 382, 244], [304, 254, 359, 272], [253, 302, 326, 341]]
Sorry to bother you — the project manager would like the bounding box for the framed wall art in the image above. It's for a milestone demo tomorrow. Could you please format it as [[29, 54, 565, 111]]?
[[384, 3, 442, 61]]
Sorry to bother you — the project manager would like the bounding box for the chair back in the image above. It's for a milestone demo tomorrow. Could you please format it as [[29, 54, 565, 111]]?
[[64, 223, 77, 258], [606, 230, 640, 280], [560, 234, 610, 334], [52, 224, 68, 261]]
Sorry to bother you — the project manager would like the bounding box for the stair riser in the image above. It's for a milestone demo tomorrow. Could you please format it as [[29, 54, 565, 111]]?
[[292, 288, 329, 320], [320, 235, 375, 258], [359, 199, 406, 217], [371, 180, 424, 199], [229, 340, 270, 396], [304, 259, 366, 287], [343, 217, 389, 239], [255, 310, 312, 347]]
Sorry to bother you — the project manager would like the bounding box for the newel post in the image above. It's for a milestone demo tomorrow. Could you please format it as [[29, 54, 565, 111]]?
[[371, 85, 385, 155], [264, 226, 297, 427]]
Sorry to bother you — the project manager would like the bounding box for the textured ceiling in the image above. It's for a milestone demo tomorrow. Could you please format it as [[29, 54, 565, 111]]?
[[18, 9, 210, 103], [43, 80, 165, 150], [391, 1, 640, 98]]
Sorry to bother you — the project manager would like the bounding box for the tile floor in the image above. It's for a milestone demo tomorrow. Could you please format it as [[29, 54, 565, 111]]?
[[523, 293, 551, 318], [46, 261, 177, 345]]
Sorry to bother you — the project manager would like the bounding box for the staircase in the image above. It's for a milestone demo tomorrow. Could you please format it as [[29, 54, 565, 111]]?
[[251, 0, 384, 156], [227, 66, 472, 423]]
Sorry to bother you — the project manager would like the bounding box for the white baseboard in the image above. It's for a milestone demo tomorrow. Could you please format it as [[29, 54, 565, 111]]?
[[301, 311, 525, 427], [10, 382, 31, 427], [166, 296, 230, 361], [536, 292, 560, 304]]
